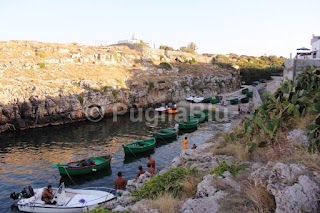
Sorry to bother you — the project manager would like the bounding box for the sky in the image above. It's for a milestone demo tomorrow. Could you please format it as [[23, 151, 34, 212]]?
[[0, 0, 319, 57]]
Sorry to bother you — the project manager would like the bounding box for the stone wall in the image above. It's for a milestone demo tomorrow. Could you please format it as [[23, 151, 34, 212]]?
[[284, 59, 320, 81]]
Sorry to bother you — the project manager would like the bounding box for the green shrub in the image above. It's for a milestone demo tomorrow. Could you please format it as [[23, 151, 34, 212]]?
[[148, 80, 154, 92], [159, 45, 174, 51], [37, 62, 46, 69], [159, 62, 172, 70], [112, 90, 118, 99], [189, 57, 196, 64], [36, 51, 47, 58], [132, 167, 197, 200], [210, 162, 247, 176], [179, 47, 195, 54], [77, 95, 84, 104]]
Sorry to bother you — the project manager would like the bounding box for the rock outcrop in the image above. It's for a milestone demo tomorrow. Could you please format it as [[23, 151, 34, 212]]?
[[251, 162, 320, 213], [0, 41, 241, 133]]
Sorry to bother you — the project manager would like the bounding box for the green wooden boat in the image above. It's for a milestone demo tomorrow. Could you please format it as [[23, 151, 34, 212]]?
[[241, 97, 249, 103], [53, 155, 112, 176], [202, 97, 212, 103], [246, 91, 253, 98], [178, 119, 198, 130], [241, 88, 249, 94], [202, 97, 219, 104], [190, 113, 206, 123], [229, 98, 239, 105], [154, 128, 178, 140], [123, 138, 156, 154]]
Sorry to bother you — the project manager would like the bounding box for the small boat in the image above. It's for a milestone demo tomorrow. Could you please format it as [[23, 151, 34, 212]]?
[[12, 183, 116, 213], [241, 88, 249, 94], [246, 91, 253, 98], [252, 81, 260, 86], [178, 119, 199, 130], [186, 96, 195, 102], [202, 97, 220, 104], [53, 155, 112, 176], [123, 138, 156, 154], [154, 128, 178, 140], [241, 97, 249, 103], [167, 108, 177, 114], [193, 96, 204, 103], [155, 106, 168, 113], [229, 98, 239, 105], [189, 113, 206, 123]]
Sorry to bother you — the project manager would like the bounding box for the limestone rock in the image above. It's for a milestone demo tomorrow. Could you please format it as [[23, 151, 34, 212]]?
[[287, 129, 309, 147], [275, 175, 320, 213], [180, 191, 226, 213], [196, 174, 218, 197]]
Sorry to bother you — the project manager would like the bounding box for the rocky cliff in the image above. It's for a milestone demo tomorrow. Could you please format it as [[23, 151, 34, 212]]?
[[0, 41, 240, 132]]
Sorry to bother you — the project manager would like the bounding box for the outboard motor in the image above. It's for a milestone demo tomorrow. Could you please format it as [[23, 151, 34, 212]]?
[[10, 185, 34, 200]]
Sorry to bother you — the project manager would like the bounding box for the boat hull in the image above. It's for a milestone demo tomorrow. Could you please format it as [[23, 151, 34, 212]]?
[[154, 128, 178, 140], [18, 204, 99, 213], [178, 119, 198, 130], [123, 138, 156, 154], [55, 156, 111, 176]]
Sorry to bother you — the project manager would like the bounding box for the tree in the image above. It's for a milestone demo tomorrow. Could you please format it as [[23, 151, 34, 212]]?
[[187, 42, 197, 51]]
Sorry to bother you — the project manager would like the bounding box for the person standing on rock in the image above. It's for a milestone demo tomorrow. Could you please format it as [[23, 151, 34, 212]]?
[[115, 172, 127, 197], [147, 155, 156, 171], [182, 136, 189, 151], [147, 163, 155, 176]]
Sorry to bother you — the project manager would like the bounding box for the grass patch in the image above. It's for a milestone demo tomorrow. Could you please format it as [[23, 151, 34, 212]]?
[[36, 51, 47, 58], [77, 95, 84, 104], [242, 181, 275, 213], [210, 161, 247, 177], [147, 193, 181, 213], [132, 167, 197, 200]]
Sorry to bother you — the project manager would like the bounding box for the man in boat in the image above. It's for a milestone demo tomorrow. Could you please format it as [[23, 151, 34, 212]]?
[[147, 163, 155, 176], [135, 165, 145, 179], [115, 172, 127, 197], [41, 185, 56, 205], [147, 155, 156, 171]]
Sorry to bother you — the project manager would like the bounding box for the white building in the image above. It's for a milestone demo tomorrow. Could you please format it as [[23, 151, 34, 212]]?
[[117, 34, 140, 45], [311, 35, 320, 58]]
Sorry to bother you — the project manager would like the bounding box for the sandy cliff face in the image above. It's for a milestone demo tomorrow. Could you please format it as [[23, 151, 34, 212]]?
[[0, 41, 240, 132]]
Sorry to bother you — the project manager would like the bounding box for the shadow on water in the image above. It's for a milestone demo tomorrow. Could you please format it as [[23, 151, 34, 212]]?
[[123, 149, 155, 164], [59, 165, 112, 186], [178, 128, 198, 134], [155, 138, 177, 148]]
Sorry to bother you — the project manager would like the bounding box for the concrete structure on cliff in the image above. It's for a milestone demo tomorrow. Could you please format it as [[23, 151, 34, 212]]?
[[283, 34, 320, 81]]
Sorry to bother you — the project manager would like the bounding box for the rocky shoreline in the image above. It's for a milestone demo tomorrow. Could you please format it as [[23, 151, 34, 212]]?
[[100, 79, 320, 213]]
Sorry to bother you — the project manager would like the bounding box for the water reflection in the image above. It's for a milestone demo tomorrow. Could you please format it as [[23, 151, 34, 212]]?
[[0, 113, 228, 212]]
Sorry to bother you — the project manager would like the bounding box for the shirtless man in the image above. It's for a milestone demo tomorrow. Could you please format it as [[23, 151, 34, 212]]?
[[115, 172, 127, 197], [147, 155, 156, 171], [147, 163, 155, 176], [41, 185, 56, 205]]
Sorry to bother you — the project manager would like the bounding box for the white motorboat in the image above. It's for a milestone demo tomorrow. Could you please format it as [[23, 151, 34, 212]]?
[[193, 97, 204, 103], [14, 183, 116, 213], [155, 106, 168, 113], [186, 96, 204, 103], [186, 96, 194, 102]]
